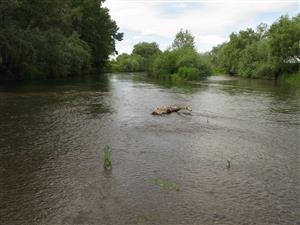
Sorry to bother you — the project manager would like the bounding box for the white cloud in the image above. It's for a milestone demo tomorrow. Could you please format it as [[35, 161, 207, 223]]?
[[115, 40, 134, 55], [104, 0, 298, 53], [196, 35, 227, 51]]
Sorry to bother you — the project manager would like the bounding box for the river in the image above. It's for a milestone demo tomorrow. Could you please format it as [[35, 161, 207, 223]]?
[[0, 74, 299, 225]]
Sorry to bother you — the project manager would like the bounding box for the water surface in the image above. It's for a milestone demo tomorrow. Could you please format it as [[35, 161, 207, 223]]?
[[0, 74, 299, 225]]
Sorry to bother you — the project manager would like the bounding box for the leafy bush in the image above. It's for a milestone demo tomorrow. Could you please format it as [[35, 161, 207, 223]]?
[[148, 47, 212, 81], [132, 42, 161, 59], [254, 64, 274, 78], [171, 74, 184, 82], [148, 50, 177, 79], [280, 71, 300, 87], [65, 32, 91, 76], [112, 53, 145, 72], [177, 67, 200, 80]]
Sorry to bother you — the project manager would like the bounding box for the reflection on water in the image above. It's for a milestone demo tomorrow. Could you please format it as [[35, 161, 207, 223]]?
[[0, 74, 299, 225]]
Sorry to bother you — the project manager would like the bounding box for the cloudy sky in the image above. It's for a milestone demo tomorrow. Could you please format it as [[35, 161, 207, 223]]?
[[104, 0, 299, 54]]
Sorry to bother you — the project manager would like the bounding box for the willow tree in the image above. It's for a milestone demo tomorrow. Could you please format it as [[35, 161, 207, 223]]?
[[0, 0, 123, 80]]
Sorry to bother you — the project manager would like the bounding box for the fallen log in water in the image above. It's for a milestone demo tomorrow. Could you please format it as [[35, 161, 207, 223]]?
[[152, 105, 192, 115]]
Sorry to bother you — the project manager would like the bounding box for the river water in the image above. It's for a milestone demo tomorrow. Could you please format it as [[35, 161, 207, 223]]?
[[0, 74, 299, 225]]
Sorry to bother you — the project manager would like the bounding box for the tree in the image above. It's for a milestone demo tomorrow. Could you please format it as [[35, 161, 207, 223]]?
[[256, 23, 268, 39], [0, 0, 123, 80], [132, 42, 161, 59], [114, 53, 144, 72], [148, 44, 212, 80], [268, 14, 300, 77], [0, 0, 72, 79], [110, 29, 212, 80], [172, 29, 195, 50], [209, 14, 299, 80], [238, 40, 271, 78], [71, 0, 123, 70]]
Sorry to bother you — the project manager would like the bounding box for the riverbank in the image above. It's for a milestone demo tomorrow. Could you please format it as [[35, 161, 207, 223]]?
[[211, 71, 300, 87], [280, 71, 300, 87]]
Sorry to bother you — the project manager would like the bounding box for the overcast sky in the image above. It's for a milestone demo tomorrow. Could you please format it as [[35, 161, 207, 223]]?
[[103, 0, 299, 54]]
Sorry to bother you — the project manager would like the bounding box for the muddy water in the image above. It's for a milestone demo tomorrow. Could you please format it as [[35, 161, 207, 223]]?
[[0, 74, 299, 225]]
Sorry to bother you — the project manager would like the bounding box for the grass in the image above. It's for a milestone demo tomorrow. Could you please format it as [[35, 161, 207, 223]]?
[[212, 68, 227, 75], [151, 178, 181, 192], [280, 71, 300, 87], [103, 145, 112, 170]]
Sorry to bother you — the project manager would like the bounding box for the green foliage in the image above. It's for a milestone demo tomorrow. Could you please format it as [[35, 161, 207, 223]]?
[[152, 178, 180, 192], [210, 14, 300, 80], [254, 64, 275, 78], [65, 32, 92, 76], [268, 14, 300, 76], [177, 67, 200, 81], [148, 46, 212, 81], [108, 30, 211, 81], [238, 40, 271, 78], [0, 0, 122, 80], [103, 145, 112, 170], [148, 50, 177, 79], [71, 0, 123, 69], [280, 71, 300, 87], [218, 28, 260, 75], [132, 42, 161, 59], [108, 42, 161, 73], [112, 53, 144, 72], [172, 29, 195, 50]]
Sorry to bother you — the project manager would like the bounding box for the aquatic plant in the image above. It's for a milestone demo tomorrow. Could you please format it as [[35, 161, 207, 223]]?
[[226, 160, 231, 169], [152, 178, 180, 192], [103, 145, 112, 170]]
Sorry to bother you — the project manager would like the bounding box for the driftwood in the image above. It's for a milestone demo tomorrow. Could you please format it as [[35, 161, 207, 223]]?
[[152, 105, 192, 115]]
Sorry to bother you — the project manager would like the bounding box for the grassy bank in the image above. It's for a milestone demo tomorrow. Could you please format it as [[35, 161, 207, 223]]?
[[280, 71, 300, 87]]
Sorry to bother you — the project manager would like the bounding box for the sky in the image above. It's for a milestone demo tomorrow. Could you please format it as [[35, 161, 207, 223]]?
[[103, 0, 299, 54]]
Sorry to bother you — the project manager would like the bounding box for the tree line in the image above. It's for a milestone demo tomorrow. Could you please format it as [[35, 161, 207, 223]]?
[[210, 14, 299, 80], [0, 0, 122, 80], [110, 14, 299, 82], [109, 29, 212, 81], [1, 4, 298, 82]]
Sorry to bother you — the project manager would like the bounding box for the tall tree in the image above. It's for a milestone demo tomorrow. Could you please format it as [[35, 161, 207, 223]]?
[[268, 14, 300, 77], [172, 29, 195, 50], [209, 14, 299, 79], [71, 0, 123, 70], [132, 42, 161, 59], [0, 0, 123, 80], [131, 42, 161, 70]]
